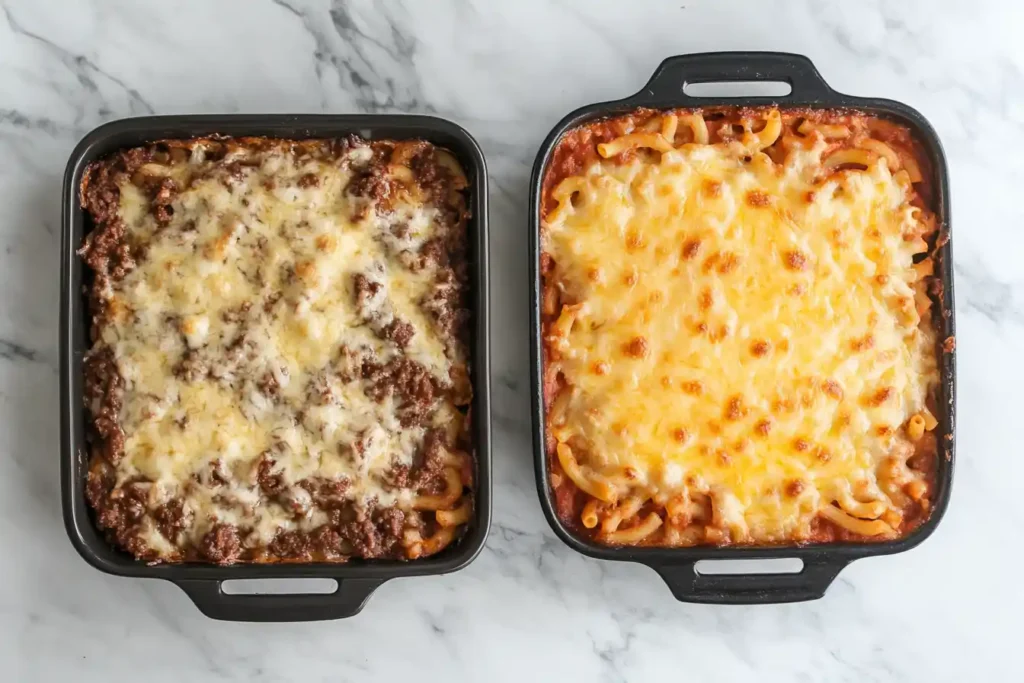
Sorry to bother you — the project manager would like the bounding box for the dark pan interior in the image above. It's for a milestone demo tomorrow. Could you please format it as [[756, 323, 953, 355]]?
[[528, 52, 955, 604], [60, 115, 492, 621]]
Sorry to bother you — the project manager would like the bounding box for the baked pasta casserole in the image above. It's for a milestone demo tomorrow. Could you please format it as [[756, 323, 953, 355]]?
[[79, 135, 474, 564], [540, 107, 946, 547]]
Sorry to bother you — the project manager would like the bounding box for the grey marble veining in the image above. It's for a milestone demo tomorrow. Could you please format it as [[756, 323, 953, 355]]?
[[1, 0, 1022, 680]]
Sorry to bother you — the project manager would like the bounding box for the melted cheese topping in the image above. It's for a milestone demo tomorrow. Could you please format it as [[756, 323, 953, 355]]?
[[96, 141, 464, 559], [543, 124, 938, 543]]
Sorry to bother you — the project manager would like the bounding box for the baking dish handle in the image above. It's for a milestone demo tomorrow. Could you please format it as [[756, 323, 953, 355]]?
[[174, 578, 385, 622], [639, 52, 837, 103], [652, 557, 849, 604]]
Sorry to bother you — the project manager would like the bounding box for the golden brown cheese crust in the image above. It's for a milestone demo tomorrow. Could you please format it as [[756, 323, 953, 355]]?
[[541, 107, 944, 548], [80, 135, 474, 564]]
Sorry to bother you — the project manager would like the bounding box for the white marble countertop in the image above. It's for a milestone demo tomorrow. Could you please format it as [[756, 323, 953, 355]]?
[[2, 0, 1022, 680]]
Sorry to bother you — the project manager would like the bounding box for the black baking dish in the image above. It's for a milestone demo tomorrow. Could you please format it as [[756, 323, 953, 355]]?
[[528, 52, 956, 604], [61, 114, 491, 621]]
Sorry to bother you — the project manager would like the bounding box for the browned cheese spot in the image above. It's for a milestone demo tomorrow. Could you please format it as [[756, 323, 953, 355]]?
[[800, 389, 816, 409], [866, 386, 895, 407], [851, 334, 875, 352], [682, 381, 704, 396], [717, 251, 740, 274], [682, 238, 702, 261], [822, 379, 844, 400], [710, 324, 731, 343], [784, 250, 809, 271], [751, 339, 771, 357], [725, 395, 747, 421], [626, 229, 646, 252], [623, 336, 649, 359], [773, 397, 796, 414], [315, 234, 336, 253], [701, 252, 720, 274], [294, 260, 317, 283], [746, 189, 771, 207], [699, 287, 714, 311]]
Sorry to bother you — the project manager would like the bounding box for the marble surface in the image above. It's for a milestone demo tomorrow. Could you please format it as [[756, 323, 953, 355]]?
[[2, 0, 1022, 680]]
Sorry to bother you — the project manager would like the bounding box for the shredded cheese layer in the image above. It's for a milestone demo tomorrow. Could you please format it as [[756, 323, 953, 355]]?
[[543, 119, 938, 543], [93, 140, 467, 559]]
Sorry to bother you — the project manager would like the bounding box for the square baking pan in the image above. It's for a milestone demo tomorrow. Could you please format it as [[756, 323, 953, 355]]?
[[528, 52, 956, 604], [61, 114, 491, 621]]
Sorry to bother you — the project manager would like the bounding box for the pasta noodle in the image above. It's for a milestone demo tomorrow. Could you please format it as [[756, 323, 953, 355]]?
[[820, 505, 893, 537], [436, 500, 473, 527], [797, 119, 851, 139], [601, 513, 664, 545], [681, 113, 709, 144], [413, 468, 465, 511]]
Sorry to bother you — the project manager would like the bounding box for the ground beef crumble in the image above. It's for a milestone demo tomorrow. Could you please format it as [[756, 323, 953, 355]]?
[[353, 271, 417, 349], [82, 347, 125, 463], [422, 266, 471, 349], [199, 523, 242, 564], [255, 453, 285, 496], [362, 356, 442, 427], [153, 499, 191, 541], [387, 427, 451, 493]]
